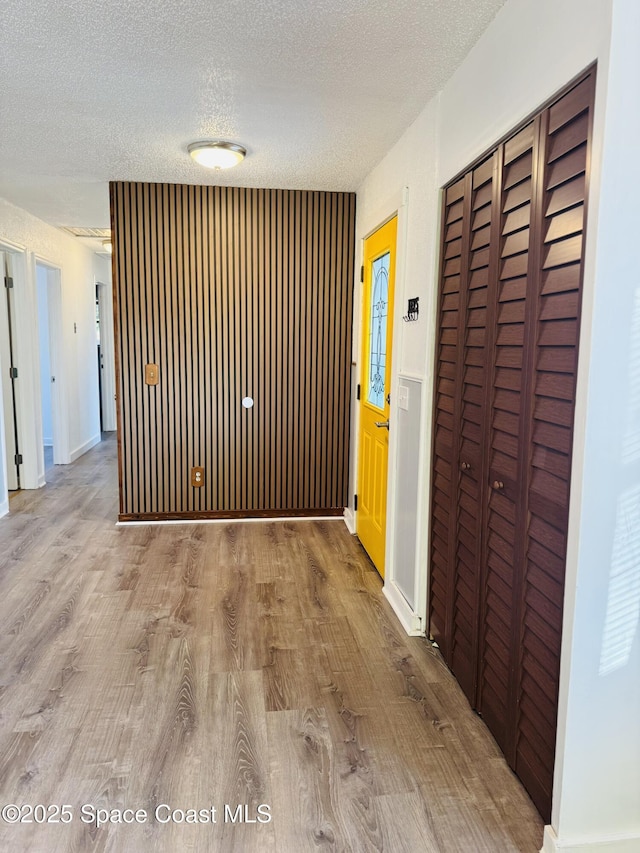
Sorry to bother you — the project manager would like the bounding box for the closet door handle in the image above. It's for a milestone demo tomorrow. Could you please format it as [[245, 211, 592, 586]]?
[[492, 480, 504, 490], [460, 462, 471, 470]]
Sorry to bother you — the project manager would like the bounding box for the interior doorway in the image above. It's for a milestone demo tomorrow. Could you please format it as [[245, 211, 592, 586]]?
[[35, 260, 67, 475], [0, 246, 70, 497], [95, 285, 103, 432], [95, 281, 116, 433], [36, 264, 55, 472]]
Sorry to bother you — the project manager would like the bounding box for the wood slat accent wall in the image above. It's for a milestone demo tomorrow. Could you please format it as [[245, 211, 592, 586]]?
[[428, 67, 595, 823], [110, 183, 355, 520]]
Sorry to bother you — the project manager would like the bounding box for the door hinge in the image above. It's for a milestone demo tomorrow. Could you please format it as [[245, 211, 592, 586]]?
[[4, 276, 13, 289], [9, 367, 18, 379], [15, 453, 23, 465], [354, 494, 358, 511], [356, 383, 361, 400], [360, 265, 364, 282]]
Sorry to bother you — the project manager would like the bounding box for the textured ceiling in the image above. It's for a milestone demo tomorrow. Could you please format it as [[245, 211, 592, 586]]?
[[0, 0, 506, 235]]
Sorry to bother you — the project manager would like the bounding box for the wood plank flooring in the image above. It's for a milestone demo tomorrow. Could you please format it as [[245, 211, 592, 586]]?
[[0, 435, 543, 852]]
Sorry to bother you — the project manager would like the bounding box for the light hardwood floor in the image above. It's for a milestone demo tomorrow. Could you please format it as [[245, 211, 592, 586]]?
[[0, 436, 543, 852]]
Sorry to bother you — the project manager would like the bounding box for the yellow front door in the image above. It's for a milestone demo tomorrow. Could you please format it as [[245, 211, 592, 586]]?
[[356, 216, 397, 577]]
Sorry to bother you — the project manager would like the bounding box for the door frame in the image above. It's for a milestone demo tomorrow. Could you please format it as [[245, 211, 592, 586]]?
[[349, 187, 427, 633], [0, 243, 29, 493], [356, 216, 398, 575], [0, 249, 20, 499]]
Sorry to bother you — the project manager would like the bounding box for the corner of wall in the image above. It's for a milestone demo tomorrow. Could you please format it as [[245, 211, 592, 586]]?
[[542, 825, 558, 853], [343, 507, 356, 534], [70, 433, 101, 463], [383, 582, 425, 636], [542, 824, 640, 853]]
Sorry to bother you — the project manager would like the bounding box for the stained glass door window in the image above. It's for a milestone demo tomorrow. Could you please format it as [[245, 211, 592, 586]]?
[[367, 251, 390, 409]]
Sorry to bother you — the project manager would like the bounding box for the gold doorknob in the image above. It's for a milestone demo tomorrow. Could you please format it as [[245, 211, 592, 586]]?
[[492, 480, 504, 490]]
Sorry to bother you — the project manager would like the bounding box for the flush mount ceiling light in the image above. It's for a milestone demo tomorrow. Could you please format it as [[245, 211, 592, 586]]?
[[188, 140, 247, 170]]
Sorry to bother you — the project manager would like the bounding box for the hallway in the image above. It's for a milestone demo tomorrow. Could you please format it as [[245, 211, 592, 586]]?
[[0, 437, 542, 852]]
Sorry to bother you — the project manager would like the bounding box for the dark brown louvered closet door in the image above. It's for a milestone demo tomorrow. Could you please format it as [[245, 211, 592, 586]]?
[[515, 73, 594, 817], [479, 120, 537, 755], [456, 155, 500, 705], [429, 153, 503, 705], [429, 175, 466, 664], [428, 68, 595, 823]]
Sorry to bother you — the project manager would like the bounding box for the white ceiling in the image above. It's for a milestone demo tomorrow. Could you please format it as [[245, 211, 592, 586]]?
[[1, 0, 506, 237]]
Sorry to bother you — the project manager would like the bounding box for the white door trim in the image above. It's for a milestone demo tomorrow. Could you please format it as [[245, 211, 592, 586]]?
[[0, 246, 30, 489], [0, 250, 18, 504]]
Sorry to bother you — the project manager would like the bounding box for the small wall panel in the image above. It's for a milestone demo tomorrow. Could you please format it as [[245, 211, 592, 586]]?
[[110, 183, 355, 520], [394, 376, 423, 611]]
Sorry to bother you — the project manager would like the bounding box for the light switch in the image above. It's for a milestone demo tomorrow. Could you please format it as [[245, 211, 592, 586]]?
[[145, 363, 159, 385], [398, 384, 409, 411]]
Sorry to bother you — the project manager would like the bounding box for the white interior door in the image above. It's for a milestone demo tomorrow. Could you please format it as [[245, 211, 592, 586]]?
[[0, 252, 20, 490], [97, 282, 116, 431], [45, 267, 70, 465]]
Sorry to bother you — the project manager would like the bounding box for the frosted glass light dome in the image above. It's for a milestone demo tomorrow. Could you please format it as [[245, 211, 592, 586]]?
[[188, 141, 247, 169]]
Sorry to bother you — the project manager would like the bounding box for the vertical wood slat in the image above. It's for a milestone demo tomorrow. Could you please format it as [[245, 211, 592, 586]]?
[[111, 183, 355, 519]]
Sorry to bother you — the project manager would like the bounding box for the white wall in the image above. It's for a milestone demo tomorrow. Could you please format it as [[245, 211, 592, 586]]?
[[354, 0, 639, 848], [437, 0, 611, 185], [355, 98, 440, 376], [349, 99, 440, 630], [546, 0, 640, 848], [0, 197, 102, 502]]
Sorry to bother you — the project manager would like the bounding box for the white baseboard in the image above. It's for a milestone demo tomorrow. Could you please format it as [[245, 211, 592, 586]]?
[[38, 473, 46, 488], [343, 507, 356, 534], [70, 433, 101, 463], [542, 825, 640, 852], [383, 581, 425, 636], [0, 498, 9, 518]]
